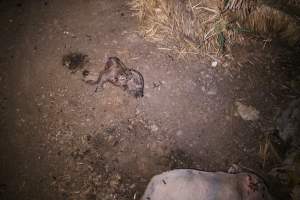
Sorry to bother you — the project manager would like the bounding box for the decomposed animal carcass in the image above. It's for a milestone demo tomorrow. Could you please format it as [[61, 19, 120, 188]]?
[[84, 57, 144, 98]]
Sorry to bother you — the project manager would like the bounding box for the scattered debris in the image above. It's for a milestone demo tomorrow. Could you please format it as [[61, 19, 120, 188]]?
[[153, 81, 163, 90], [235, 101, 260, 121], [169, 149, 193, 169], [109, 173, 122, 190]]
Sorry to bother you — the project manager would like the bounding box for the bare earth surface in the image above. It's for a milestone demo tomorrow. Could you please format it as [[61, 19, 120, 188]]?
[[0, 1, 299, 200]]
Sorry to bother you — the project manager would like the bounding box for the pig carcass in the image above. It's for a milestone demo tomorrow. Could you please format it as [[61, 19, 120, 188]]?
[[141, 169, 272, 200]]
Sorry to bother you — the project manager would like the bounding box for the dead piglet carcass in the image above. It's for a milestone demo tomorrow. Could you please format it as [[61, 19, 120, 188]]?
[[141, 169, 273, 200], [84, 57, 144, 98]]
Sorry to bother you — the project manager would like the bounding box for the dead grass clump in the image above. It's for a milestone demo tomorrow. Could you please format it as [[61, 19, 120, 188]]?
[[130, 0, 300, 55], [130, 0, 235, 55], [226, 0, 300, 46], [259, 133, 284, 168]]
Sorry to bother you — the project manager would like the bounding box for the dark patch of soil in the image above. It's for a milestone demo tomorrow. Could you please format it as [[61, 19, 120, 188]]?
[[62, 52, 89, 73]]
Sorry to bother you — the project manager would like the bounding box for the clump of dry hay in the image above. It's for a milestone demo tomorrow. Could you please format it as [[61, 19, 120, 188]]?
[[130, 0, 231, 55], [259, 133, 283, 168], [130, 0, 300, 55], [226, 0, 300, 46]]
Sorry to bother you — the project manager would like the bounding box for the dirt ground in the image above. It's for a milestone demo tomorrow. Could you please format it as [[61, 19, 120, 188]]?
[[0, 0, 299, 200]]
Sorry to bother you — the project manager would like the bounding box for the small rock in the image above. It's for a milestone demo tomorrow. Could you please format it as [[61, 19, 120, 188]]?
[[235, 101, 260, 121], [109, 174, 121, 189], [211, 61, 218, 67], [135, 109, 141, 115], [176, 130, 183, 136], [153, 81, 162, 89], [128, 124, 133, 130], [150, 124, 159, 132], [207, 88, 217, 96]]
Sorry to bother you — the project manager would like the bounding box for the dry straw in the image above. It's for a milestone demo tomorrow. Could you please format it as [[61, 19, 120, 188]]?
[[229, 0, 300, 46], [130, 0, 300, 55]]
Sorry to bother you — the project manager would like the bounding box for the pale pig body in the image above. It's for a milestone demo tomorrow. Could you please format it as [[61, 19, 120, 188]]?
[[141, 169, 272, 200]]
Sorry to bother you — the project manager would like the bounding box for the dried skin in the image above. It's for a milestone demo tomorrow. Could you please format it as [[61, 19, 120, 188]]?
[[85, 57, 144, 98]]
